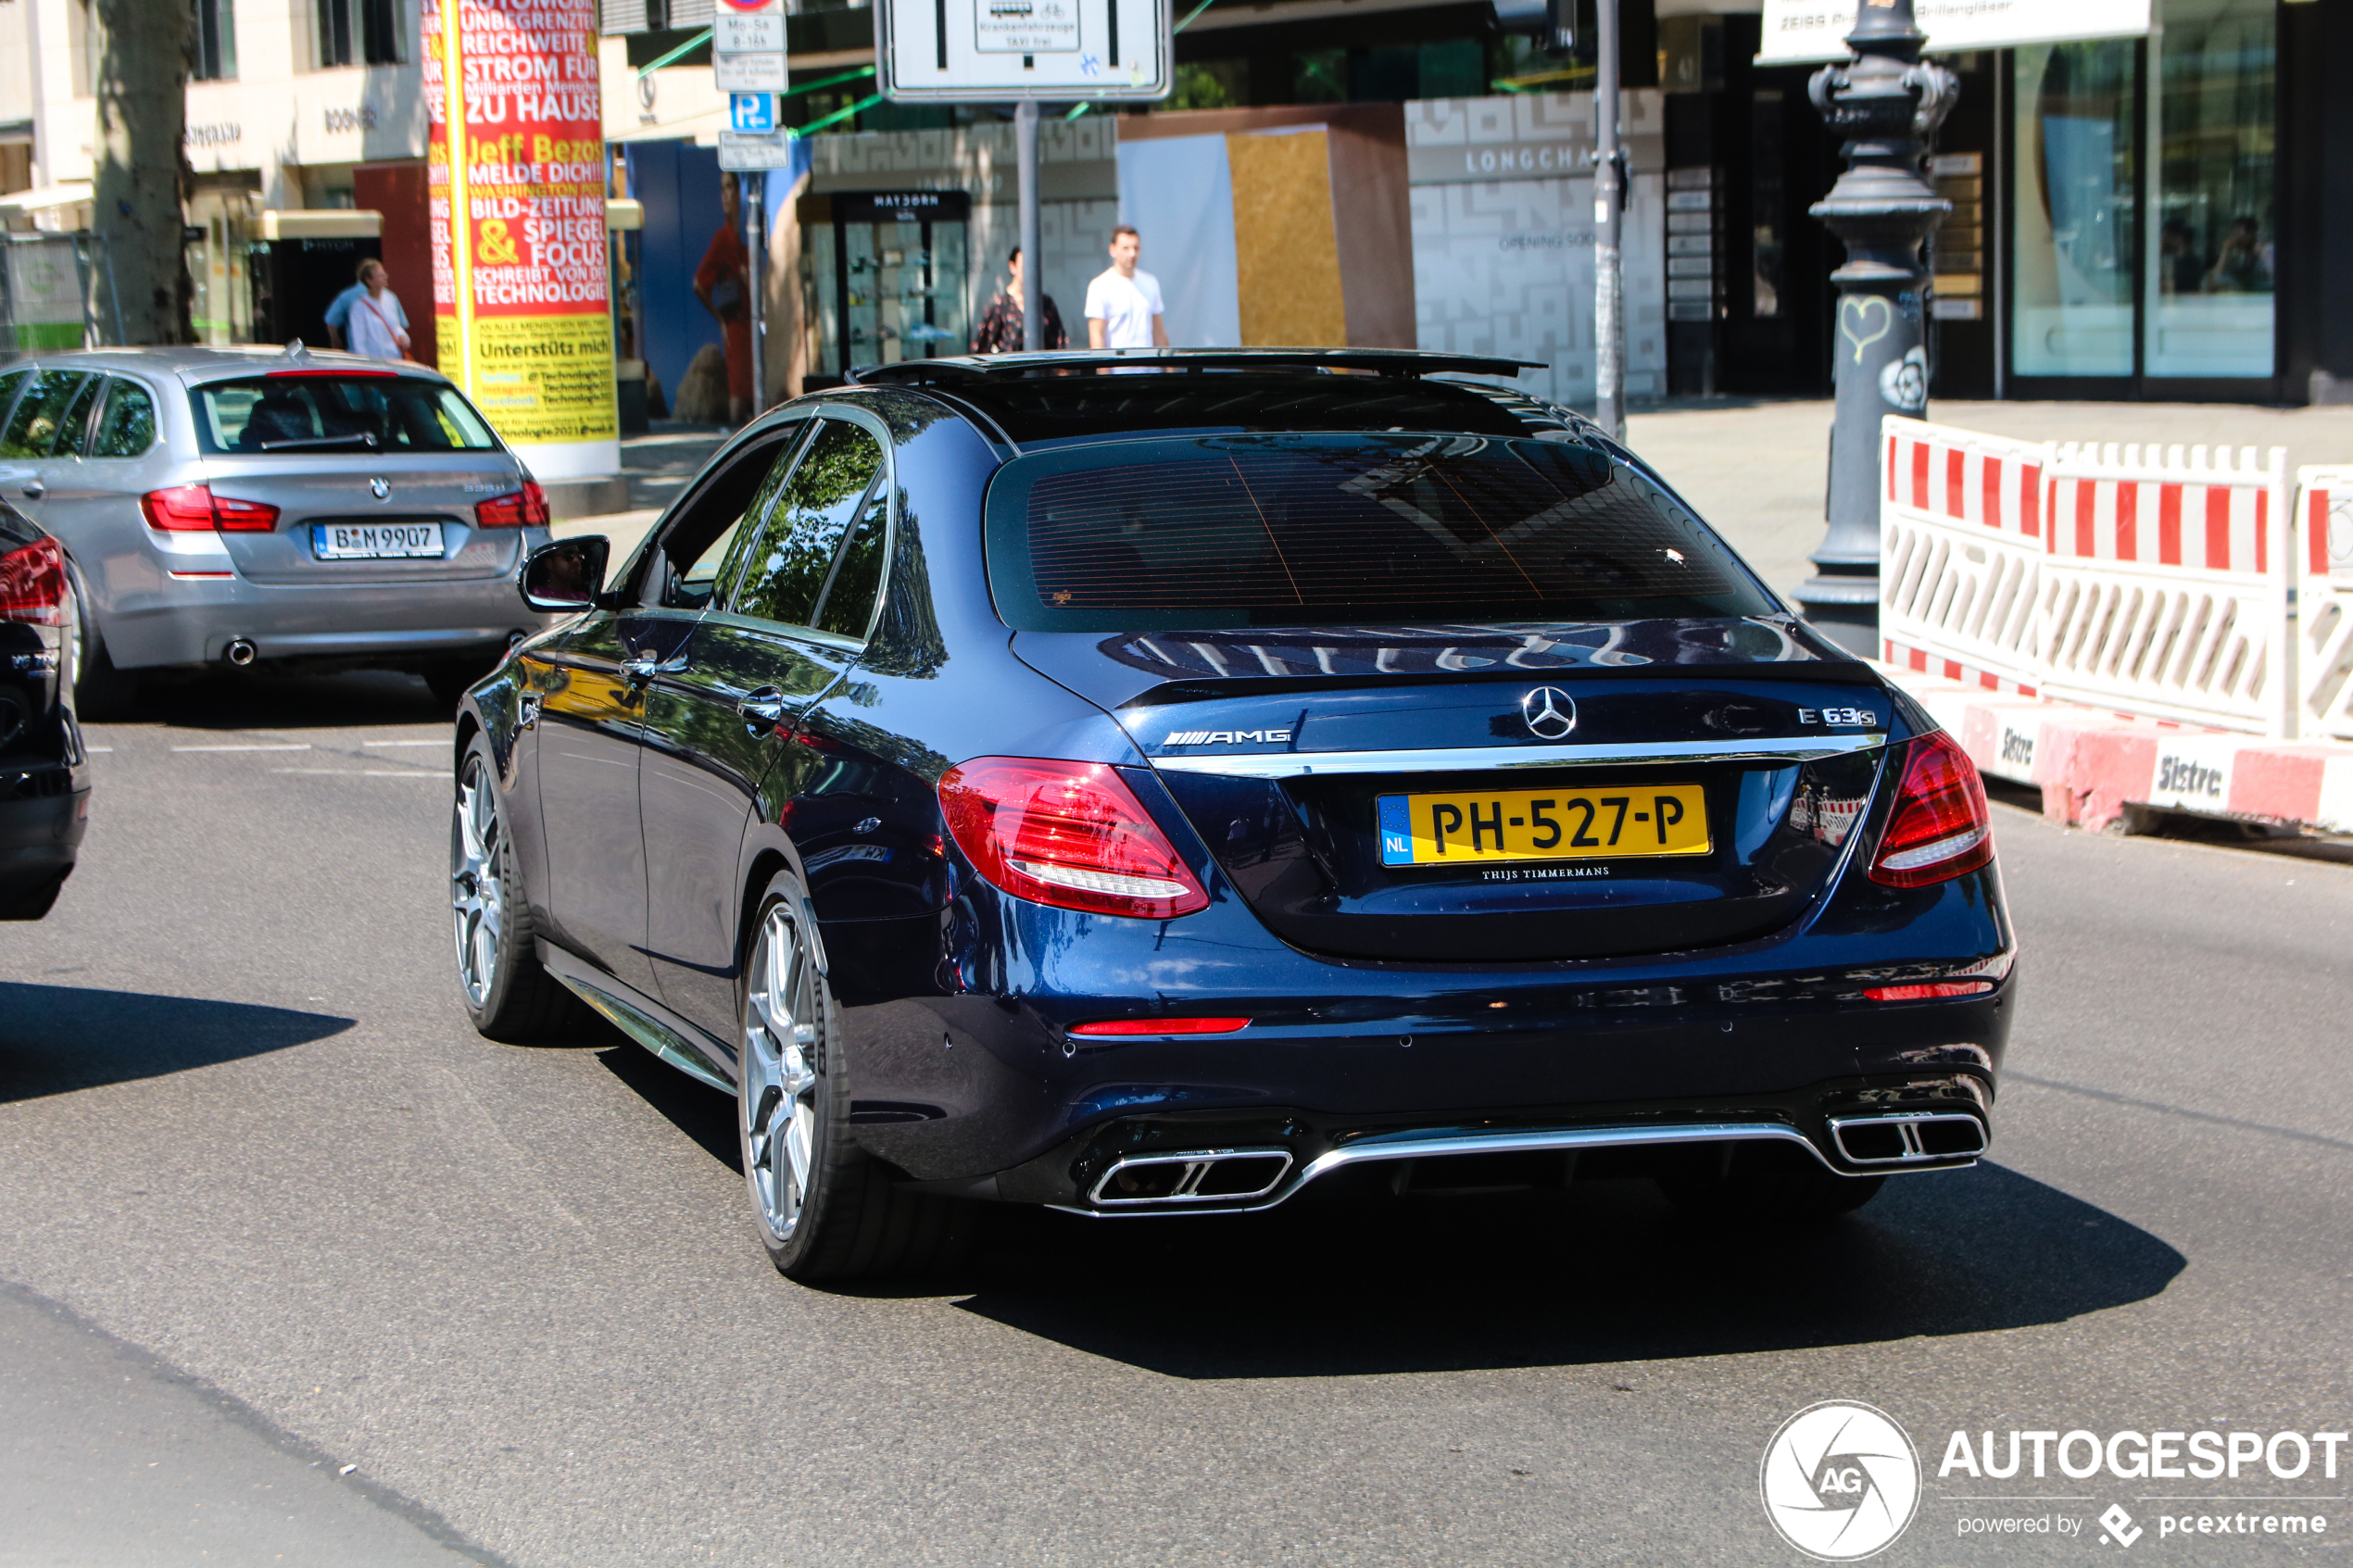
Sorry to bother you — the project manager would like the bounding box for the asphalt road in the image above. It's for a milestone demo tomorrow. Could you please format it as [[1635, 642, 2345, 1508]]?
[[3, 671, 2349, 1567]]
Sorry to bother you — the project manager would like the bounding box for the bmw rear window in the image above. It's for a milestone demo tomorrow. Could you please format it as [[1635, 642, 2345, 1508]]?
[[984, 432, 1775, 632], [190, 374, 500, 456]]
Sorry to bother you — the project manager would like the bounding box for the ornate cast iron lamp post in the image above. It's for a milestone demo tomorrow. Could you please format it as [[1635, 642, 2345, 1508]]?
[[1798, 0, 1957, 655]]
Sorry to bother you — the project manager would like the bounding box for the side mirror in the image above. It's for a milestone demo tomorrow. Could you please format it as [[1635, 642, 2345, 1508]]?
[[521, 535, 610, 612]]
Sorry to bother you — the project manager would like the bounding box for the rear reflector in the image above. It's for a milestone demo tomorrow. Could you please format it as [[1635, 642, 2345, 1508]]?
[[1862, 981, 1994, 1001], [0, 534, 67, 627], [1869, 730, 1994, 887], [140, 484, 281, 533], [1068, 1017, 1251, 1036], [938, 756, 1210, 920], [474, 481, 550, 529]]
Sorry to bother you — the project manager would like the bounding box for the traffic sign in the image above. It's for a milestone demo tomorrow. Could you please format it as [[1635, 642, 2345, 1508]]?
[[729, 93, 777, 133], [716, 53, 787, 91], [718, 132, 800, 171], [875, 0, 1171, 101]]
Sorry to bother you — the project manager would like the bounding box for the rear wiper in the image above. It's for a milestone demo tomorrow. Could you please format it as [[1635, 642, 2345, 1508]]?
[[259, 433, 381, 452]]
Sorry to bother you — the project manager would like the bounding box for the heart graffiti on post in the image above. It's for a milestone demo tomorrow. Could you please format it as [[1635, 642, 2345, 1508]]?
[[1838, 295, 1894, 363]]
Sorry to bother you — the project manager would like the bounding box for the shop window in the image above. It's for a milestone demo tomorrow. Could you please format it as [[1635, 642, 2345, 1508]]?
[[2147, 0, 2274, 378], [1293, 50, 1346, 104], [1750, 89, 1784, 318], [2010, 39, 2137, 377], [193, 0, 238, 81], [319, 0, 406, 67]]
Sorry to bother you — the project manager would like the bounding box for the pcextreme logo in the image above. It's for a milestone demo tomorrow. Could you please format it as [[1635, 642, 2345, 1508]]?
[[1761, 1400, 1923, 1561]]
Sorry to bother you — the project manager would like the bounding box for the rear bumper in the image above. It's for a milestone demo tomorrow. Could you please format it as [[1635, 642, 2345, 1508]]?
[[0, 766, 88, 903], [102, 573, 553, 670]]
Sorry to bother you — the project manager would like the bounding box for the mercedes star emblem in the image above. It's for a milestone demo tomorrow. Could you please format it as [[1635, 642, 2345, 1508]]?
[[1521, 686, 1578, 740], [369, 477, 391, 500]]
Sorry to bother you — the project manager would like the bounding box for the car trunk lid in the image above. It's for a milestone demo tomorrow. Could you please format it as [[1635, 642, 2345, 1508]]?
[[1014, 621, 1899, 961]]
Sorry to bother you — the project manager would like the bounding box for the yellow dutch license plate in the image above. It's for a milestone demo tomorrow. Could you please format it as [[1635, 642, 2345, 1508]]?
[[1377, 784, 1711, 866]]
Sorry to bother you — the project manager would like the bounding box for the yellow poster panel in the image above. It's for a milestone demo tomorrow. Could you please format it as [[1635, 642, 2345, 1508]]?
[[436, 313, 620, 446]]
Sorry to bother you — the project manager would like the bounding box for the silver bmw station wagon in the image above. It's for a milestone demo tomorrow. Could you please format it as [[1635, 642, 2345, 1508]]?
[[0, 345, 557, 712]]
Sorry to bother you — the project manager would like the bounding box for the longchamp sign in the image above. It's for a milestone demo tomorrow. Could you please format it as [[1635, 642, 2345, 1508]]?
[[1756, 0, 2150, 64]]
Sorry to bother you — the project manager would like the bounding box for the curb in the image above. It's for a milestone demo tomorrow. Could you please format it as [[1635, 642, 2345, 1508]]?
[[1876, 664, 2353, 836]]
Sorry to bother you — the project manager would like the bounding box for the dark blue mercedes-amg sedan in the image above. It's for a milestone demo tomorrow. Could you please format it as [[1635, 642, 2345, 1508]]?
[[449, 349, 2011, 1280]]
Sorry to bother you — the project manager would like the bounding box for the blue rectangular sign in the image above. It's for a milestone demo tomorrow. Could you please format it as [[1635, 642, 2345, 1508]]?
[[729, 94, 777, 133]]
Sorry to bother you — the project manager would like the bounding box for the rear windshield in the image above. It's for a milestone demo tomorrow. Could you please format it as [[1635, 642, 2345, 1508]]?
[[985, 433, 1775, 632], [190, 374, 500, 456]]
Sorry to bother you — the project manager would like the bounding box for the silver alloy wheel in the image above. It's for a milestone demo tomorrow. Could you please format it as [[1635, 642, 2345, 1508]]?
[[65, 584, 85, 692], [742, 904, 820, 1244], [450, 754, 504, 1009]]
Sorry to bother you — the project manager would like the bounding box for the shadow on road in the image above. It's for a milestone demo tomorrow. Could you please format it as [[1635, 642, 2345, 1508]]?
[[85, 669, 453, 731], [0, 984, 356, 1103], [595, 1041, 740, 1168], [945, 1164, 2183, 1378]]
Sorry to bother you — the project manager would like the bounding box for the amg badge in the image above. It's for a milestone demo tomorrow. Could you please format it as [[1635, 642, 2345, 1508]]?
[[1164, 728, 1292, 746]]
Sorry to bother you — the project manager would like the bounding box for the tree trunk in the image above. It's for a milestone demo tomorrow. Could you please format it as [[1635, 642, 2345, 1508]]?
[[90, 0, 192, 345]]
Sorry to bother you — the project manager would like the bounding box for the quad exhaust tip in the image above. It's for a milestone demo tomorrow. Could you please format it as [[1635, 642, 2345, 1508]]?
[[223, 638, 258, 667], [1828, 1111, 1988, 1165]]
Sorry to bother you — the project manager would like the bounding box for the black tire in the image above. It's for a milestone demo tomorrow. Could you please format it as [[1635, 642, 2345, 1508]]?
[[1655, 1139, 1885, 1223], [425, 659, 486, 709], [451, 734, 590, 1041], [736, 874, 976, 1282], [67, 581, 140, 721]]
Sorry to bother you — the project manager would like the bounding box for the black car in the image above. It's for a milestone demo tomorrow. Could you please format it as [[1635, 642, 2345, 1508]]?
[[451, 349, 2011, 1281], [1, 499, 90, 919]]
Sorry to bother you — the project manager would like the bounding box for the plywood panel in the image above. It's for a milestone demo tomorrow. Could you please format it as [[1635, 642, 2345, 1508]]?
[[1226, 130, 1346, 348]]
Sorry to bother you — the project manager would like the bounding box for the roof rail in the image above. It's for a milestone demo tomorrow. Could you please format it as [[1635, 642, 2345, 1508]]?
[[846, 347, 1544, 386]]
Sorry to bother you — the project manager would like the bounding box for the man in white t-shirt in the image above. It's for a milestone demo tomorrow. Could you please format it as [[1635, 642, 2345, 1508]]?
[[1084, 226, 1169, 351]]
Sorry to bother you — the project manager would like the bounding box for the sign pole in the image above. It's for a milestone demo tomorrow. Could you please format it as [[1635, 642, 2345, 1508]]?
[[1593, 0, 1625, 442], [747, 178, 766, 409], [1015, 99, 1041, 353]]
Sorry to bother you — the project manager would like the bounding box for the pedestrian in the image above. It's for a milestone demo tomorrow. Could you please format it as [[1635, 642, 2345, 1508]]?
[[322, 261, 371, 351], [1085, 225, 1168, 351], [971, 245, 1066, 353], [695, 170, 754, 425], [344, 259, 412, 362]]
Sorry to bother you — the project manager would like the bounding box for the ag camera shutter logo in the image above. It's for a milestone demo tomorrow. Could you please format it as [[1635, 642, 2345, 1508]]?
[[1761, 1400, 1921, 1560]]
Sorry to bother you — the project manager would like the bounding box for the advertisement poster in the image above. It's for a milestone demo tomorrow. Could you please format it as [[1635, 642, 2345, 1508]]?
[[424, 0, 619, 479]]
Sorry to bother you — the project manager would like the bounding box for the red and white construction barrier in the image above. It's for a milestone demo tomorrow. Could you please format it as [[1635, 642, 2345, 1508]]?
[[1885, 668, 2353, 836]]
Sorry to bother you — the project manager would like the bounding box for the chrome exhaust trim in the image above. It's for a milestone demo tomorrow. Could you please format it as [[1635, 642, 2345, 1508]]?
[[223, 638, 258, 667], [1828, 1110, 1988, 1166], [1088, 1148, 1294, 1207], [1061, 1119, 1970, 1217]]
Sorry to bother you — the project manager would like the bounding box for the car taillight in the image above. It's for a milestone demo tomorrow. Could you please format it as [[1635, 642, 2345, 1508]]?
[[139, 484, 280, 533], [938, 756, 1210, 920], [0, 534, 67, 627], [1069, 1017, 1251, 1036], [474, 481, 549, 529], [1868, 730, 1994, 888], [1862, 982, 1994, 1001]]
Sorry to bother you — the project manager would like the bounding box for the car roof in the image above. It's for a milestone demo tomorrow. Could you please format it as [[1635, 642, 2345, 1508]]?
[[847, 349, 1587, 450], [0, 345, 452, 387]]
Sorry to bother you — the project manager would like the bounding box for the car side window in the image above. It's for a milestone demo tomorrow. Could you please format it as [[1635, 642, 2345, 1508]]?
[[0, 370, 30, 434], [811, 482, 889, 639], [0, 370, 93, 458], [730, 419, 886, 635], [50, 374, 105, 457], [642, 424, 806, 611], [90, 378, 157, 458]]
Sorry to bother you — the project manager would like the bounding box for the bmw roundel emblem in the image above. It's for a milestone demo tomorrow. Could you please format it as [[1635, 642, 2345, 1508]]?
[[369, 476, 391, 501], [1521, 686, 1578, 740]]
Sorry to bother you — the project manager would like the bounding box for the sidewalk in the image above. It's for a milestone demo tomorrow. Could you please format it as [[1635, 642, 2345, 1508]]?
[[1629, 398, 2353, 602], [550, 423, 731, 561]]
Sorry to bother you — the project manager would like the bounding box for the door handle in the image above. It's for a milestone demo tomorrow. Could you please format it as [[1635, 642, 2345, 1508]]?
[[737, 685, 787, 732], [19, 482, 42, 500], [619, 650, 686, 688]]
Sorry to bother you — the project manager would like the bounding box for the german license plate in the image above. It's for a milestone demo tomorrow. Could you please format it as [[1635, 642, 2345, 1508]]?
[[1378, 784, 1710, 866], [313, 522, 444, 560]]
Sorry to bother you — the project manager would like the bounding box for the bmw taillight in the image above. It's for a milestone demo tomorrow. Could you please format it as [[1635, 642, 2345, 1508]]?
[[0, 534, 67, 627], [474, 481, 549, 529], [938, 757, 1210, 920], [140, 484, 281, 533], [1868, 730, 1994, 887]]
